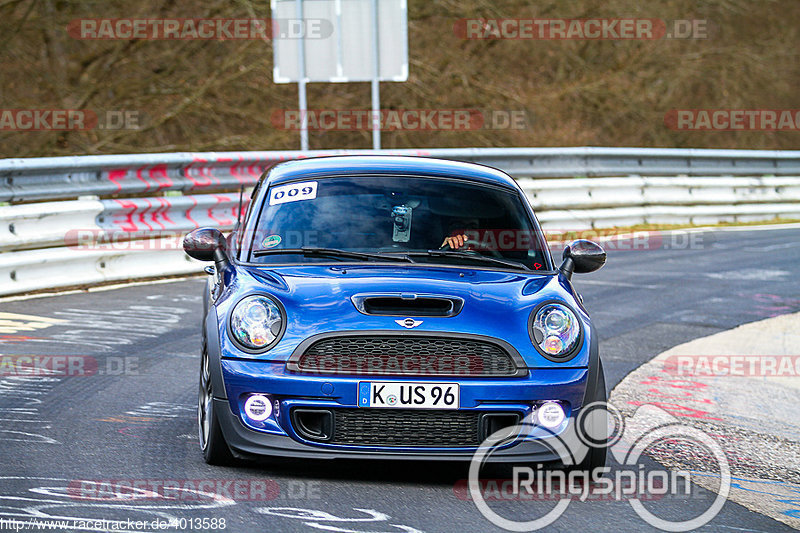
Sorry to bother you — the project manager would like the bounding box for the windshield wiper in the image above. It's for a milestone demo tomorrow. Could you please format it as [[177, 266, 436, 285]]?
[[252, 247, 529, 270], [252, 247, 414, 263], [406, 250, 531, 271]]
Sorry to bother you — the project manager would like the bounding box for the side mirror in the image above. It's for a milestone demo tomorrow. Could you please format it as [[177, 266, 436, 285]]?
[[560, 239, 606, 280], [183, 228, 229, 271]]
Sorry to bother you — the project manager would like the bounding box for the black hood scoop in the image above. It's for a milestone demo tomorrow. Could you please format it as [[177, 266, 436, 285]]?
[[351, 293, 464, 317]]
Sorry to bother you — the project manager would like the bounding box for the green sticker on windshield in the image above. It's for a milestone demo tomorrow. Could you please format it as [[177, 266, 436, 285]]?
[[262, 235, 282, 249]]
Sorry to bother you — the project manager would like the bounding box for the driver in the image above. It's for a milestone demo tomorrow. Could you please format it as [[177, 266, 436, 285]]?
[[440, 218, 479, 249]]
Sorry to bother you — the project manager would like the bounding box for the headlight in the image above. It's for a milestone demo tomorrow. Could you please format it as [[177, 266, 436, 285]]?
[[229, 295, 284, 351], [530, 303, 581, 359]]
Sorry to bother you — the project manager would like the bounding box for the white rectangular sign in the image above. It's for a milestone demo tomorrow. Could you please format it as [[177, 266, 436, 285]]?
[[268, 181, 318, 205], [272, 0, 408, 83]]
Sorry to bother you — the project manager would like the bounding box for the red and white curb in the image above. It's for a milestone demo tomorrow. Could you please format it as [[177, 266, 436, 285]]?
[[610, 311, 800, 528]]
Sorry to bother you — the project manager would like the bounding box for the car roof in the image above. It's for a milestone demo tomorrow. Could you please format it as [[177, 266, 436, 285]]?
[[264, 155, 519, 189]]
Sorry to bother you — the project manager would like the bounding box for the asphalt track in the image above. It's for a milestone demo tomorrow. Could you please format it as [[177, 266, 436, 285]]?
[[0, 225, 799, 532]]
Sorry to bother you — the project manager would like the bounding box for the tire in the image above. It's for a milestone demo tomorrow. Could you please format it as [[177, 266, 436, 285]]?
[[198, 345, 235, 466], [576, 359, 607, 474]]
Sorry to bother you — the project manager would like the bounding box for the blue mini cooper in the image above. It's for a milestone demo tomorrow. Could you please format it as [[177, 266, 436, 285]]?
[[183, 156, 607, 468]]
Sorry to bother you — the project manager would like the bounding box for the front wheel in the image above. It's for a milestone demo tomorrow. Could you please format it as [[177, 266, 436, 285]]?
[[198, 347, 235, 465], [575, 360, 607, 474]]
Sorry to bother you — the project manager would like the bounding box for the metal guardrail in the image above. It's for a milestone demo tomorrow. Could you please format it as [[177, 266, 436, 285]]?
[[4, 147, 800, 203], [1, 147, 800, 296]]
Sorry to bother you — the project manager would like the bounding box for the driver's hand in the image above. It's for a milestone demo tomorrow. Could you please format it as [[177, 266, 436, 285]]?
[[441, 233, 469, 249]]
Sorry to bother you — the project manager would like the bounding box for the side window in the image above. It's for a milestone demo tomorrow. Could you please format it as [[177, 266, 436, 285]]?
[[235, 176, 265, 252], [243, 178, 263, 225]]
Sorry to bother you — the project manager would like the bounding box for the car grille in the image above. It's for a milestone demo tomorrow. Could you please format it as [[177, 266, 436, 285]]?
[[331, 408, 481, 447], [289, 335, 522, 377]]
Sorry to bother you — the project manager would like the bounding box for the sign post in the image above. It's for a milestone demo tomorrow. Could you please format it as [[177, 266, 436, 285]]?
[[295, 0, 309, 150], [272, 0, 409, 150], [370, 0, 381, 149]]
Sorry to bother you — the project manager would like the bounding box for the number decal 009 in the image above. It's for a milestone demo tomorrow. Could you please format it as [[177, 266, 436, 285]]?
[[269, 181, 318, 206]]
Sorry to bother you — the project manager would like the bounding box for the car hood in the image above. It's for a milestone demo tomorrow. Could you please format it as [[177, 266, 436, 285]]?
[[221, 263, 587, 367], [244, 263, 547, 301]]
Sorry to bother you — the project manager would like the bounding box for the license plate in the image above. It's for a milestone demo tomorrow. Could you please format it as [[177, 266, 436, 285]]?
[[358, 382, 460, 409]]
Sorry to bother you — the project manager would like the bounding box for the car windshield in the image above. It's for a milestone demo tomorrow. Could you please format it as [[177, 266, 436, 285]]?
[[246, 175, 550, 271]]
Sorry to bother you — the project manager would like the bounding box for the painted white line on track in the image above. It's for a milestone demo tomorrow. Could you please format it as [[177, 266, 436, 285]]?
[[574, 279, 661, 289], [0, 275, 202, 303]]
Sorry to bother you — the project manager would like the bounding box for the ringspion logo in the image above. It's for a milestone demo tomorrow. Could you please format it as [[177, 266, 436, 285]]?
[[468, 403, 730, 531]]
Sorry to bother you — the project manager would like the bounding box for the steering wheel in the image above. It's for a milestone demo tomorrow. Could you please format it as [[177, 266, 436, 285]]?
[[440, 238, 505, 258]]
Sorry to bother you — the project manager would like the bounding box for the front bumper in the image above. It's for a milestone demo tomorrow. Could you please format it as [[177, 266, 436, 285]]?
[[216, 359, 591, 462]]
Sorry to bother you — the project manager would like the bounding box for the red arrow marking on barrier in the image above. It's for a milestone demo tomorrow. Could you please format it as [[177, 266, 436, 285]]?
[[209, 195, 234, 226], [155, 197, 174, 227], [231, 157, 261, 183], [214, 157, 238, 186], [150, 164, 172, 190], [107, 169, 127, 194], [152, 197, 167, 229], [143, 197, 165, 231], [230, 157, 246, 184], [136, 166, 152, 193], [137, 198, 154, 231], [113, 199, 139, 231], [185, 196, 199, 228], [185, 158, 213, 188]]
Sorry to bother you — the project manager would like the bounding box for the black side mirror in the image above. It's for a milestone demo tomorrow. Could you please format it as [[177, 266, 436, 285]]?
[[183, 228, 229, 271], [560, 239, 606, 280]]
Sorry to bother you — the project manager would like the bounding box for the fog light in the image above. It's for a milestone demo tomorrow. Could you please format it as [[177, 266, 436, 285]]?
[[244, 394, 272, 421], [536, 401, 566, 428]]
